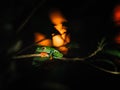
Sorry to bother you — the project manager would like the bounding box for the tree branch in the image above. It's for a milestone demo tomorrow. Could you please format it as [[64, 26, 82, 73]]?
[[13, 38, 106, 60]]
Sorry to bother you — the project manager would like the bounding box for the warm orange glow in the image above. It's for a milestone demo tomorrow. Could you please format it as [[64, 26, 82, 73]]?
[[113, 5, 120, 25], [49, 9, 70, 48], [49, 10, 67, 25], [115, 33, 120, 44], [34, 32, 52, 46], [38, 39, 52, 46], [49, 9, 70, 54], [34, 32, 46, 42], [52, 34, 64, 47], [57, 46, 69, 55], [34, 9, 71, 55]]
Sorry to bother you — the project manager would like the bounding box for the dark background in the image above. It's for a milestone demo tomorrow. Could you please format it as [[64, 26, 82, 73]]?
[[0, 0, 120, 89], [0, 0, 120, 54]]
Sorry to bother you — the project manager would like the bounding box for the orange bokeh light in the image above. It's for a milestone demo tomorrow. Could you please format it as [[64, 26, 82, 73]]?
[[34, 32, 52, 46], [113, 5, 120, 25], [115, 33, 120, 44], [49, 9, 70, 48], [34, 9, 70, 55], [49, 10, 67, 25]]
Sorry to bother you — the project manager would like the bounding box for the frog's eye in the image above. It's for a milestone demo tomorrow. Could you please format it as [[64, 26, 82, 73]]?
[[53, 50, 58, 53], [41, 47, 46, 50]]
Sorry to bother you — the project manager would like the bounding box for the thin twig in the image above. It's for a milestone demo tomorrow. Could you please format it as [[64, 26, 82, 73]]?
[[89, 63, 120, 74], [12, 38, 120, 75], [13, 38, 106, 60], [87, 38, 106, 58]]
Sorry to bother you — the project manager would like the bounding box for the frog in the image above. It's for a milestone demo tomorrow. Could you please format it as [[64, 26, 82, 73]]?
[[32, 45, 63, 65]]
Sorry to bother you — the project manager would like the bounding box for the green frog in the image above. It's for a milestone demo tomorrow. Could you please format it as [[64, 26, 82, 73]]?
[[32, 45, 63, 65]]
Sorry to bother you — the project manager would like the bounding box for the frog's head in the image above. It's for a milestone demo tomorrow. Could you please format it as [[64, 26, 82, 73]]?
[[36, 46, 52, 53], [35, 46, 52, 58]]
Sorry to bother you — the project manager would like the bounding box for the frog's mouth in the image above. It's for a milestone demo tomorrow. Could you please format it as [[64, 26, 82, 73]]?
[[39, 52, 49, 57]]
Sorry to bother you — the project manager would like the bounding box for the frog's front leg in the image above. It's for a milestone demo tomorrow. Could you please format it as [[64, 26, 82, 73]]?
[[52, 49, 63, 59]]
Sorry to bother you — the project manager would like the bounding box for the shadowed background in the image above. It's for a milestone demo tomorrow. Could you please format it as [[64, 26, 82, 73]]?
[[0, 0, 120, 89]]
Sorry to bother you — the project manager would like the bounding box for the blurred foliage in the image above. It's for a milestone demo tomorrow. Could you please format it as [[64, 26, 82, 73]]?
[[104, 49, 120, 58]]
